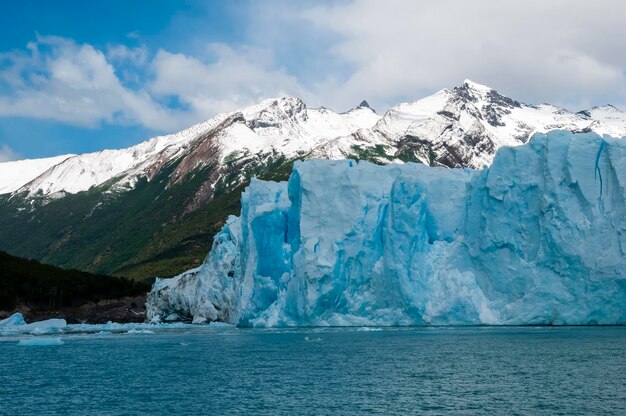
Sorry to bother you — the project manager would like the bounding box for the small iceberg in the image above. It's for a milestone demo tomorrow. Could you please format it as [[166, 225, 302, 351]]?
[[126, 329, 154, 335], [0, 313, 26, 326], [0, 313, 68, 336], [17, 337, 64, 347], [23, 318, 67, 335]]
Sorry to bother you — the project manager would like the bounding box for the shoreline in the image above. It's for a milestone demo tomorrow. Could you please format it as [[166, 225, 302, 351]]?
[[0, 295, 146, 325]]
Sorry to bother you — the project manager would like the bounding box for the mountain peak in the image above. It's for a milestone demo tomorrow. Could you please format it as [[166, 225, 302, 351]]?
[[241, 96, 306, 121], [357, 100, 372, 109], [591, 104, 621, 113], [577, 104, 623, 119], [462, 79, 493, 93], [453, 79, 521, 112], [452, 79, 495, 104], [249, 96, 306, 111]]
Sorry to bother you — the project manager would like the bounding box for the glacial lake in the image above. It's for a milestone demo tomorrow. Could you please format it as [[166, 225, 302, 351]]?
[[1, 326, 625, 415]]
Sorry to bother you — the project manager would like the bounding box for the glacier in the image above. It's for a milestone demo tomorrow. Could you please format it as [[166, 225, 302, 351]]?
[[147, 131, 626, 326]]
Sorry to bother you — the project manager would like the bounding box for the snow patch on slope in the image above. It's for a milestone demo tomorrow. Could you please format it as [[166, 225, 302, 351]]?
[[17, 114, 232, 196], [0, 154, 74, 194], [579, 105, 626, 137]]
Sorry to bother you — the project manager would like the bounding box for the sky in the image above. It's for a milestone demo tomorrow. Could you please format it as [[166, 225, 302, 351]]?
[[0, 0, 625, 161]]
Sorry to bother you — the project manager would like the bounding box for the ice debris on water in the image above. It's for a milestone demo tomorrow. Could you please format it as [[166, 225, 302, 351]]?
[[0, 312, 195, 337], [17, 338, 64, 347], [126, 329, 154, 335]]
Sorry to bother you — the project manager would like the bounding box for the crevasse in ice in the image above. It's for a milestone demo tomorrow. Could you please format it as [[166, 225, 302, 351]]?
[[147, 131, 626, 326]]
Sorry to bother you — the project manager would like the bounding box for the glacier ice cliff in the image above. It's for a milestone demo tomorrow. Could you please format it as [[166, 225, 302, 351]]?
[[147, 131, 626, 326]]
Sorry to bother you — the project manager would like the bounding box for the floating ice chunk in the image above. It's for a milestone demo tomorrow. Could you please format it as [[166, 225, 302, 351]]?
[[0, 313, 26, 326], [357, 327, 383, 332], [65, 321, 193, 335], [208, 321, 235, 328], [18, 337, 64, 346], [127, 329, 154, 334], [0, 315, 195, 338], [23, 318, 67, 335]]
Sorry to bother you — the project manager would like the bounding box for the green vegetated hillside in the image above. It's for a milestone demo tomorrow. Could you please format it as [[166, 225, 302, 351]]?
[[0, 250, 148, 312], [0, 155, 299, 281]]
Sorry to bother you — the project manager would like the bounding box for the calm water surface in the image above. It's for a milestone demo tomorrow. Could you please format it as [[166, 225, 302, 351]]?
[[1, 326, 625, 415]]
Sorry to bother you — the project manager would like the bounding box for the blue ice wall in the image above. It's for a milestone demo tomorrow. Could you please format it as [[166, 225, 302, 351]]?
[[147, 131, 626, 326]]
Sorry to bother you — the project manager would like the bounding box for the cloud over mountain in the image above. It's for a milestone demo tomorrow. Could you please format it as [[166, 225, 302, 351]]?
[[0, 1, 624, 143]]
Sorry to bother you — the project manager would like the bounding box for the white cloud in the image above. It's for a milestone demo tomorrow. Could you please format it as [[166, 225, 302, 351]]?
[[0, 35, 177, 130], [298, 0, 626, 111], [0, 144, 20, 162], [1, 2, 625, 137], [0, 36, 313, 132], [106, 44, 149, 67], [149, 44, 311, 122]]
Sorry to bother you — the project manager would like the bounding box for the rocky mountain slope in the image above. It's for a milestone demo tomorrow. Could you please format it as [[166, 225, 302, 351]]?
[[1, 80, 625, 280]]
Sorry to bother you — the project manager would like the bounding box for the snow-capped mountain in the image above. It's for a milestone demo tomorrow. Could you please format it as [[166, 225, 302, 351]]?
[[2, 80, 625, 198], [1, 97, 379, 197], [0, 154, 74, 195], [1, 80, 625, 281], [313, 80, 626, 168]]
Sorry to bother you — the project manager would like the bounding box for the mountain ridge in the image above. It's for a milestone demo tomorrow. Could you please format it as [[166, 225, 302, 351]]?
[[1, 80, 625, 281], [1, 97, 379, 197], [2, 80, 625, 198]]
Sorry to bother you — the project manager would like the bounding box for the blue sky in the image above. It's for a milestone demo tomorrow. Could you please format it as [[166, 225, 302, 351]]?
[[1, 0, 625, 160], [0, 1, 260, 158]]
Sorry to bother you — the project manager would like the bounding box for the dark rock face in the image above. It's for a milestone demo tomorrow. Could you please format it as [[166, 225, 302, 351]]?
[[358, 100, 372, 109], [452, 82, 521, 128]]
